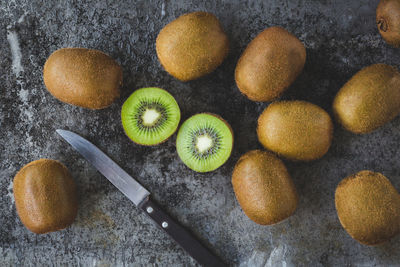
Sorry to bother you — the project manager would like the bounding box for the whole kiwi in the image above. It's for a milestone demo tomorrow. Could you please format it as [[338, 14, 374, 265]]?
[[232, 150, 298, 225], [43, 48, 122, 109], [235, 26, 306, 102], [156, 11, 229, 81], [333, 64, 400, 134], [335, 170, 400, 245], [13, 159, 78, 234], [377, 0, 400, 47], [257, 100, 333, 161]]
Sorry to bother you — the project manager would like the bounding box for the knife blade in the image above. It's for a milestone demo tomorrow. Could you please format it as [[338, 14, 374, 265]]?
[[56, 129, 150, 206], [56, 129, 225, 267]]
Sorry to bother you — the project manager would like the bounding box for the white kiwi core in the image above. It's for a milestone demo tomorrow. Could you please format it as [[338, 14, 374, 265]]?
[[142, 108, 161, 126], [196, 134, 213, 153]]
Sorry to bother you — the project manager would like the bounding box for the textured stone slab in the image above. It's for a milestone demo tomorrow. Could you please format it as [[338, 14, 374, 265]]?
[[1, 0, 400, 266]]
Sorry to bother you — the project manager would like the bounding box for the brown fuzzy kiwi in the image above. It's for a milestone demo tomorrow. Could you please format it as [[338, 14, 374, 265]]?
[[377, 0, 400, 47], [232, 150, 298, 225], [335, 170, 400, 245], [43, 48, 122, 109], [333, 64, 400, 134], [156, 11, 229, 81], [257, 100, 333, 161], [13, 159, 78, 234], [235, 26, 306, 102]]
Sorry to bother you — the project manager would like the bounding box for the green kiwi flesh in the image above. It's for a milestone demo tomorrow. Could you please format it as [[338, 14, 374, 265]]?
[[121, 87, 181, 145], [176, 113, 233, 172]]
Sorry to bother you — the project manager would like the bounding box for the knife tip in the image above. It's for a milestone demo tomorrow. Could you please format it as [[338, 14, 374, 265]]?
[[56, 129, 68, 136]]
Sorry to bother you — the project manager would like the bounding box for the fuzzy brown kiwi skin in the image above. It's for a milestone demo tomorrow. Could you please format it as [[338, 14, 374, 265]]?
[[333, 64, 400, 134], [376, 0, 400, 48], [156, 12, 229, 82], [13, 159, 78, 234], [235, 26, 306, 102], [335, 170, 400, 246], [257, 100, 333, 162], [232, 150, 298, 225], [43, 48, 122, 109]]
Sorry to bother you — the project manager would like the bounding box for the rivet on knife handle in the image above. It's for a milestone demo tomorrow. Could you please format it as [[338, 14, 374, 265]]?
[[140, 197, 226, 267]]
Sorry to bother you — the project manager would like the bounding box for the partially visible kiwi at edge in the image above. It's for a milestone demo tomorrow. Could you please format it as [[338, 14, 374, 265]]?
[[377, 0, 400, 47]]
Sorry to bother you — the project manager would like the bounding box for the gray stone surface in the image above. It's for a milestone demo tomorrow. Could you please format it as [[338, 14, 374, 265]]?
[[1, 0, 400, 266]]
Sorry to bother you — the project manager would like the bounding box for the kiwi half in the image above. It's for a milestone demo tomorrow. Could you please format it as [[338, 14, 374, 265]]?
[[176, 113, 233, 172], [121, 87, 181, 145]]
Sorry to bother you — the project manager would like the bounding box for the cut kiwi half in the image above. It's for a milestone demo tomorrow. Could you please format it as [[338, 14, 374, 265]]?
[[121, 87, 181, 145], [176, 113, 233, 172]]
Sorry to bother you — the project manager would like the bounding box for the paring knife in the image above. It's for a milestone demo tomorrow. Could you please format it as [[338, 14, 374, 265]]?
[[56, 129, 225, 267]]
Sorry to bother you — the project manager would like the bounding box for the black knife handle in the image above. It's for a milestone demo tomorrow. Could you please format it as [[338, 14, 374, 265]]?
[[139, 197, 226, 267]]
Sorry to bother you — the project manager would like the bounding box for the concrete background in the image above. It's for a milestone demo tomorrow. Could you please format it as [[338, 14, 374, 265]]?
[[1, 0, 400, 266]]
